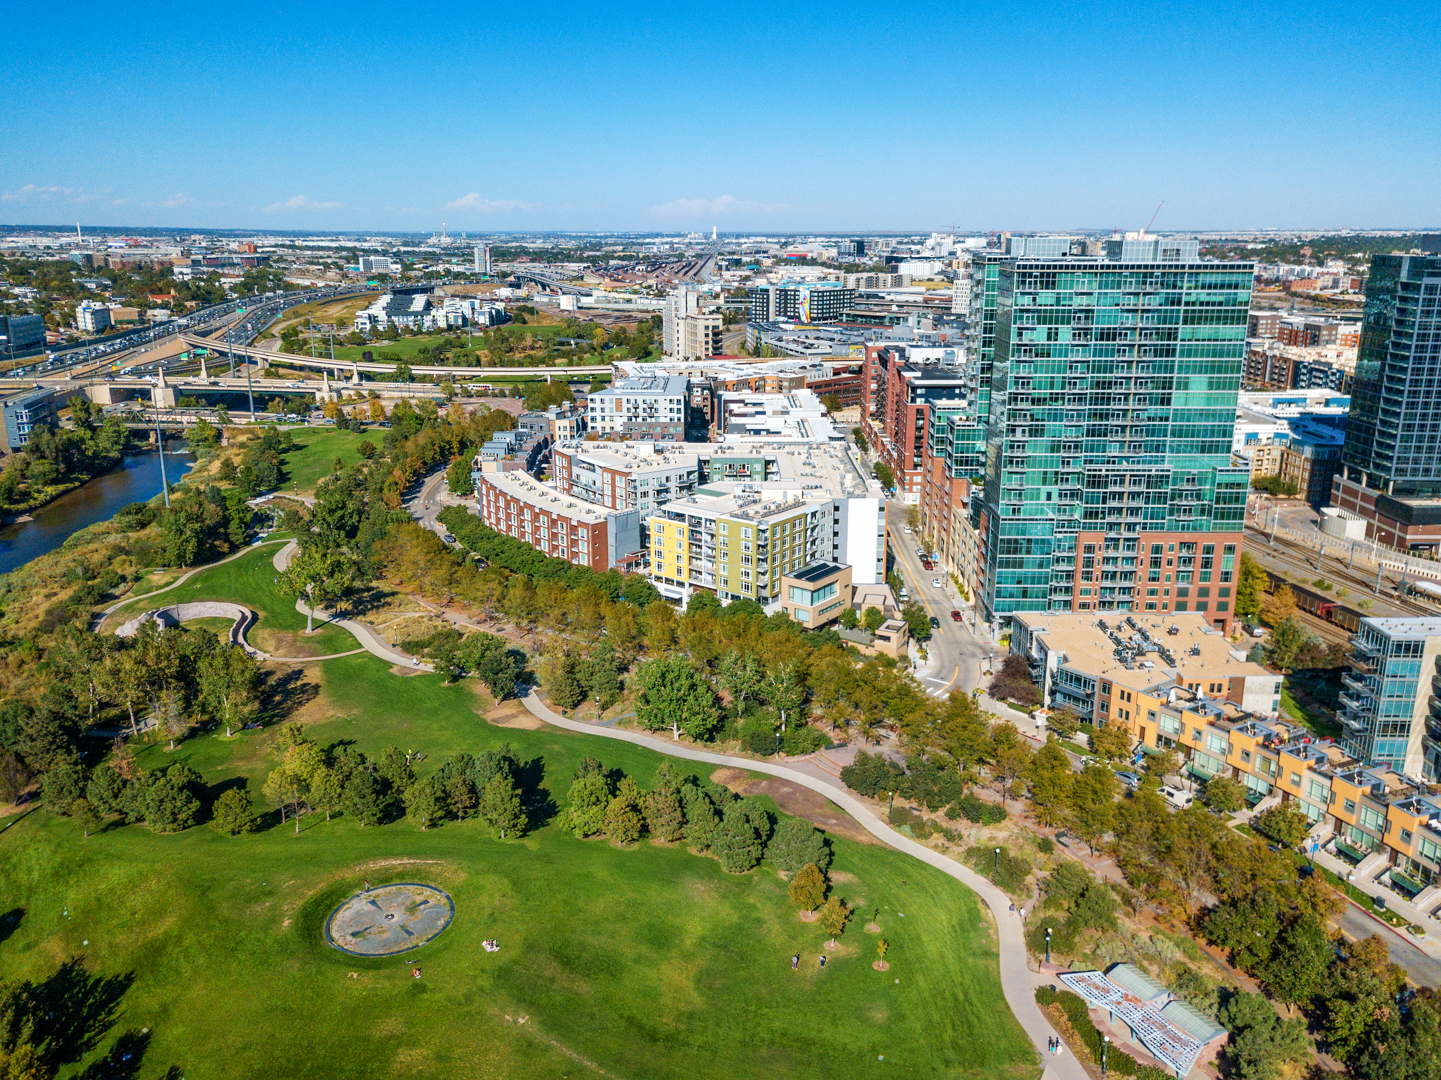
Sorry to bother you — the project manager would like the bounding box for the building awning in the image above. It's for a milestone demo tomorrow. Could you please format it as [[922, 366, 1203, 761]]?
[[1136, 742, 1161, 757], [1185, 765, 1215, 783], [1334, 840, 1369, 864], [1389, 871, 1426, 897]]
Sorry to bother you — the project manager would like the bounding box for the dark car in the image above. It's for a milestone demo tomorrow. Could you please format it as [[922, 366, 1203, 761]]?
[[929, 617, 940, 629]]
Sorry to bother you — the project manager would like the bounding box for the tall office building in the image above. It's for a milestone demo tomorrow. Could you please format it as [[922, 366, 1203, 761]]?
[[1331, 254, 1441, 551], [978, 236, 1253, 633]]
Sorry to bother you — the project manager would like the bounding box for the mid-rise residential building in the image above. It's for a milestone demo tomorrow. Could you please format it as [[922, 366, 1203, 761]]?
[[353, 292, 436, 333], [861, 343, 970, 498], [553, 442, 702, 514], [747, 281, 855, 324], [843, 272, 910, 290], [585, 374, 689, 441], [472, 470, 642, 572], [715, 390, 839, 442], [1277, 418, 1346, 507], [75, 302, 113, 334], [358, 256, 397, 274], [1332, 255, 1441, 553], [1, 387, 57, 451], [661, 287, 722, 359], [978, 237, 1253, 633]]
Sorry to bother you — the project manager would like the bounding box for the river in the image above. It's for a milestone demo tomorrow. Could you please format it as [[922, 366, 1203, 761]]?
[[0, 450, 196, 577]]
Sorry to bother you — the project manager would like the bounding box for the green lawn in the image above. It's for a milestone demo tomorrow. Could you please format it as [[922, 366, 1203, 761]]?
[[0, 652, 1035, 1080], [1280, 680, 1343, 739], [108, 543, 358, 656], [276, 427, 377, 494]]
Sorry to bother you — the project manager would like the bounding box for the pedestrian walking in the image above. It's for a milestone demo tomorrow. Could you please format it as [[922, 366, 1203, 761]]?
[[819, 955, 827, 969], [791, 954, 799, 970]]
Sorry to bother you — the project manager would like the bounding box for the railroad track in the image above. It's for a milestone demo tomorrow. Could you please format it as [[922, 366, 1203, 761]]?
[[1246, 527, 1439, 619]]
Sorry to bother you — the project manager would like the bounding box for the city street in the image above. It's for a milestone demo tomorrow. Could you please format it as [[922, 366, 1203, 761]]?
[[885, 519, 992, 698]]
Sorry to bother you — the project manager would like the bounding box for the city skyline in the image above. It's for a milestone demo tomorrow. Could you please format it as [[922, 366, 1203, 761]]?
[[4, 0, 1437, 232]]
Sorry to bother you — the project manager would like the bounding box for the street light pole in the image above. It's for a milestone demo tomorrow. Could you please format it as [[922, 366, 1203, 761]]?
[[1045, 927, 1052, 965], [994, 846, 1001, 874], [1102, 1035, 1110, 1076], [153, 408, 170, 509]]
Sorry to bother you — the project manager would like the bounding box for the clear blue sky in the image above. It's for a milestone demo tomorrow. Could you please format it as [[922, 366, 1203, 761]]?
[[3, 0, 1437, 233]]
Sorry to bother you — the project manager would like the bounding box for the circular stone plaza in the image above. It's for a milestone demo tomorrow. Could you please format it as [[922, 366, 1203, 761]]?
[[325, 884, 455, 956]]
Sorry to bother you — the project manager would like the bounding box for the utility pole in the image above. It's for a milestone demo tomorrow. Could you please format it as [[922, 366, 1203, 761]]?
[[154, 408, 170, 508], [245, 356, 256, 421]]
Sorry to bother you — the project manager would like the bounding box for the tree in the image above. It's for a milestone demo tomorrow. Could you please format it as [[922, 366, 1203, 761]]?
[[790, 862, 828, 910], [1253, 803, 1311, 849], [718, 648, 764, 715], [150, 687, 189, 752], [603, 776, 644, 843], [1026, 739, 1074, 826], [1263, 617, 1307, 670], [403, 776, 443, 829], [446, 455, 475, 497], [1203, 775, 1246, 812], [1218, 991, 1310, 1080], [901, 602, 932, 642], [1260, 584, 1297, 627], [1069, 763, 1118, 854], [564, 773, 613, 838], [71, 797, 101, 838], [818, 896, 851, 946], [263, 765, 310, 834], [1234, 553, 1268, 621], [763, 661, 807, 734], [211, 787, 256, 835], [1089, 717, 1132, 763], [1202, 892, 1283, 973], [681, 784, 720, 850], [635, 657, 719, 741], [479, 774, 526, 838], [643, 785, 685, 842], [768, 818, 832, 873], [712, 800, 771, 872], [988, 722, 1031, 804], [1257, 914, 1333, 1007], [873, 462, 895, 490], [342, 767, 384, 826], [548, 650, 586, 711], [582, 640, 622, 717], [838, 606, 859, 630], [862, 606, 886, 633], [278, 547, 357, 633]]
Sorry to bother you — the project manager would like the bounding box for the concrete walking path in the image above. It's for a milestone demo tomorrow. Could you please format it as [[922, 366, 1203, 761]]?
[[95, 537, 291, 631], [517, 691, 1077, 1080]]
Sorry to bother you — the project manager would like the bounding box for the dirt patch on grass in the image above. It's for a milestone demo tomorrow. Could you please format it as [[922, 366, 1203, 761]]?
[[486, 700, 543, 730], [798, 910, 819, 923], [830, 871, 858, 884], [250, 627, 343, 657], [732, 779, 882, 847], [709, 767, 750, 791], [389, 664, 428, 677], [864, 921, 881, 933]]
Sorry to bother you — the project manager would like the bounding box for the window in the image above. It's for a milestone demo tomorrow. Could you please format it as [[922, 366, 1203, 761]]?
[[1343, 798, 1357, 815]]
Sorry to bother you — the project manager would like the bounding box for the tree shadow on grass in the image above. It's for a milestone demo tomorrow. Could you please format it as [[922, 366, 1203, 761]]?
[[0, 907, 22, 946], [258, 666, 319, 725], [19, 958, 164, 1075], [518, 754, 557, 831], [71, 1028, 182, 1080]]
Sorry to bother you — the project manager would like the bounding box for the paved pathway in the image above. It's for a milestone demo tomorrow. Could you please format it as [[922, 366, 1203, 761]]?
[[517, 691, 1076, 1080], [96, 537, 290, 631]]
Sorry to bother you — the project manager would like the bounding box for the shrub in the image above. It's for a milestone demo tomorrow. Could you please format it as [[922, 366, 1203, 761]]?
[[840, 749, 907, 798], [945, 792, 1007, 825], [966, 844, 1032, 894], [1035, 987, 1149, 1076]]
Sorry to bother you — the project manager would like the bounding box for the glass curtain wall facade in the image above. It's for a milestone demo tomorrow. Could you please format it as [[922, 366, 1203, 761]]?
[[980, 243, 1253, 625], [1340, 617, 1441, 778], [1341, 256, 1441, 497]]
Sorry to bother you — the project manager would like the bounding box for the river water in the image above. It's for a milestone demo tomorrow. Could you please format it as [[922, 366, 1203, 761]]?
[[0, 450, 196, 577]]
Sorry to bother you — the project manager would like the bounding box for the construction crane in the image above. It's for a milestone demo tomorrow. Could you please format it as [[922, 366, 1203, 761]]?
[[1141, 200, 1164, 236]]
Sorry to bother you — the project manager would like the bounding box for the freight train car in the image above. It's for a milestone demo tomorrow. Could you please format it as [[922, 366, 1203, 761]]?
[[1262, 572, 1362, 633]]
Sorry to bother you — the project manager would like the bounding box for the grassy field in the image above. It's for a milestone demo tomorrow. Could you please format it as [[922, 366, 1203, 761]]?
[[106, 542, 358, 656], [272, 427, 377, 494], [1, 651, 1035, 1080]]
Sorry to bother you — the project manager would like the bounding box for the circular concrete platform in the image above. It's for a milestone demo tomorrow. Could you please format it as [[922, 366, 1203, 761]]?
[[324, 883, 454, 957]]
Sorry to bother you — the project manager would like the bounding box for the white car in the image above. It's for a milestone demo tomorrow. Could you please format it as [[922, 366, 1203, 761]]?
[[931, 578, 943, 588], [915, 547, 925, 557]]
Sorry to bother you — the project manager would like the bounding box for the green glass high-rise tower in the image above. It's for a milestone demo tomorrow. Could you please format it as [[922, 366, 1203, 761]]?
[[978, 237, 1254, 633]]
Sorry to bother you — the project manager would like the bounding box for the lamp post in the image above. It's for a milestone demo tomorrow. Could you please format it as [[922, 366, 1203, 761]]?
[[887, 790, 895, 816], [1102, 1035, 1110, 1076], [1045, 927, 1052, 965], [994, 846, 1001, 874]]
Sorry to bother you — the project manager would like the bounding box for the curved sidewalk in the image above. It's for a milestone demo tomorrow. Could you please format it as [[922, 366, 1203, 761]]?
[[96, 537, 289, 631], [518, 692, 1075, 1080]]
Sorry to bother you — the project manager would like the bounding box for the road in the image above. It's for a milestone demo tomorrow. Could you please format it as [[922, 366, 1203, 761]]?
[[885, 519, 991, 698], [1337, 903, 1441, 989]]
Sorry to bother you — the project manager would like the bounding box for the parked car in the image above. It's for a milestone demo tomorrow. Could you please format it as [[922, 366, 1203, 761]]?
[[950, 610, 962, 622], [921, 560, 933, 571], [903, 525, 912, 534], [1117, 771, 1142, 790], [443, 534, 457, 544], [915, 547, 925, 557], [930, 578, 943, 588]]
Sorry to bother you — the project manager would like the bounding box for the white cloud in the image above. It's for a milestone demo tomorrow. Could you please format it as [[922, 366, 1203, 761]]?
[[647, 194, 794, 220], [443, 193, 538, 212], [2, 184, 79, 203], [264, 195, 344, 212], [156, 193, 194, 207]]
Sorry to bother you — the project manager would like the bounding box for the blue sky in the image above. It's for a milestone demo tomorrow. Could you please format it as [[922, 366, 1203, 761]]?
[[2, 0, 1437, 232]]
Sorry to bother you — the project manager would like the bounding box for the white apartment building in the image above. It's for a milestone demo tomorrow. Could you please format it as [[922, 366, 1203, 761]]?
[[359, 256, 397, 274], [75, 301, 112, 333], [662, 286, 722, 359], [586, 374, 689, 442]]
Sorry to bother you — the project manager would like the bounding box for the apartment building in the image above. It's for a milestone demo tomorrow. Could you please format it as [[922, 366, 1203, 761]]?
[[747, 281, 855, 324], [585, 374, 689, 441], [358, 256, 397, 274], [1, 387, 57, 452], [648, 490, 836, 606], [861, 343, 969, 498], [75, 301, 112, 334], [353, 292, 436, 333], [978, 237, 1253, 634], [661, 286, 722, 359], [715, 390, 839, 442], [473, 470, 641, 572], [552, 442, 702, 513], [1277, 420, 1345, 507]]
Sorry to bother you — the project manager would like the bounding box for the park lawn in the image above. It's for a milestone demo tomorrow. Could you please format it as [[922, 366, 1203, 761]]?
[[1281, 680, 1343, 740], [277, 427, 376, 493], [107, 543, 358, 657], [0, 654, 1036, 1080]]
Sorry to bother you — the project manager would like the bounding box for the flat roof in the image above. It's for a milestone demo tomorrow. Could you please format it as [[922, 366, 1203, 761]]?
[[1361, 616, 1441, 638], [476, 471, 614, 524], [787, 561, 847, 583]]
